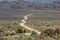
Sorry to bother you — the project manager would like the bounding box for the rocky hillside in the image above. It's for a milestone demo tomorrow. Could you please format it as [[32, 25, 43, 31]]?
[[0, 0, 60, 10]]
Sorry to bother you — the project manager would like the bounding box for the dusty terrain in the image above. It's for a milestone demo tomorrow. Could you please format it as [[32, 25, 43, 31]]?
[[25, 10, 60, 31], [0, 10, 60, 40]]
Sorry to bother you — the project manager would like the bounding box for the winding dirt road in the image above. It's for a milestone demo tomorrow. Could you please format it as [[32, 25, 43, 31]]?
[[20, 14, 41, 35]]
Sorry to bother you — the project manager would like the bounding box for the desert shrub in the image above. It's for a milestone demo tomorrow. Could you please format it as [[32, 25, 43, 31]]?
[[2, 37, 8, 40], [21, 36, 35, 40], [26, 37, 34, 40], [55, 34, 60, 40], [46, 24, 50, 27], [31, 31, 37, 35], [0, 37, 3, 40], [41, 29, 52, 36], [16, 28, 23, 33]]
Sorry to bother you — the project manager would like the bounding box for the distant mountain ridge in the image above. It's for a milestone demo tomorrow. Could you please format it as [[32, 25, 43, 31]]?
[[0, 0, 60, 10], [24, 0, 55, 3]]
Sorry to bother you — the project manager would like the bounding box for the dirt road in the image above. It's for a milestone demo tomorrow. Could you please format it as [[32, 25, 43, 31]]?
[[20, 14, 41, 35]]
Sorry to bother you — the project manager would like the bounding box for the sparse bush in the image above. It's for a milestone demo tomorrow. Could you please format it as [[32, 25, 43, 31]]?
[[26, 37, 34, 40], [41, 29, 52, 36], [21, 36, 35, 40], [46, 24, 50, 27], [0, 37, 3, 40], [55, 34, 60, 40], [16, 28, 23, 33], [2, 37, 8, 40]]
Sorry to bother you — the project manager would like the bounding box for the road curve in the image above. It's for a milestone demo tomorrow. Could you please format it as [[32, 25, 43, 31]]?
[[20, 14, 41, 35]]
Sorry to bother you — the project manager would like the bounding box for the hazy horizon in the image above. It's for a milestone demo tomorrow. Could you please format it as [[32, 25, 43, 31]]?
[[25, 0, 55, 3], [0, 0, 59, 3]]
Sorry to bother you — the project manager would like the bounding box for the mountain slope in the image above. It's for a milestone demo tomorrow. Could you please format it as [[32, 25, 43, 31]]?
[[0, 0, 60, 10]]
